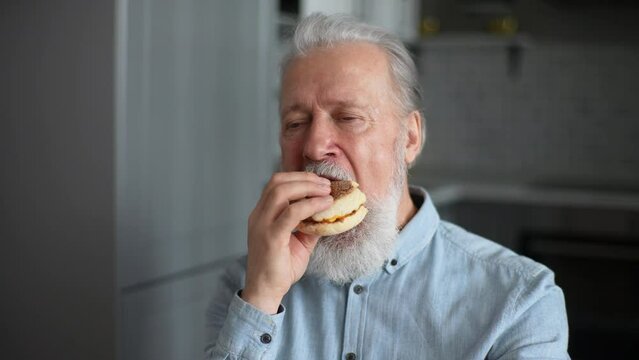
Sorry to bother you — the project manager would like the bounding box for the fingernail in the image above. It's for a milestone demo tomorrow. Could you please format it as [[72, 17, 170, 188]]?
[[319, 177, 331, 184]]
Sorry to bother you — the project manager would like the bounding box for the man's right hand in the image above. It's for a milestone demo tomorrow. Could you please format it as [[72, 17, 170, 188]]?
[[241, 172, 333, 314]]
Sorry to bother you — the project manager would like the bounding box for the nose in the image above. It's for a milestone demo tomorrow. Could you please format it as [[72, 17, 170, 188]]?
[[303, 114, 337, 162]]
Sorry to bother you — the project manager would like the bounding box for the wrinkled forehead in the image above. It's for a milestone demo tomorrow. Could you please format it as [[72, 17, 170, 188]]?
[[279, 42, 395, 113]]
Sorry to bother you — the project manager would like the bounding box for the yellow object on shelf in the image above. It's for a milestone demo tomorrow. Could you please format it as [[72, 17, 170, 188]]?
[[420, 16, 441, 37], [487, 15, 518, 35]]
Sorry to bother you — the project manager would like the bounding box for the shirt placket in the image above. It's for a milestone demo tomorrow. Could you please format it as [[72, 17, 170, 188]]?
[[342, 280, 370, 360]]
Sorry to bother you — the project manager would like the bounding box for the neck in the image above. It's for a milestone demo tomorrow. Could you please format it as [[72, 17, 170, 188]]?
[[396, 183, 417, 230]]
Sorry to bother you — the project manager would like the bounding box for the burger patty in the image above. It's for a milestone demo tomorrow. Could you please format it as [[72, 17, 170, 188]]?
[[330, 180, 355, 199], [303, 205, 362, 224]]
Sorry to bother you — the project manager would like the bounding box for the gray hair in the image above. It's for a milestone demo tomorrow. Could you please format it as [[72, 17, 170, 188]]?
[[281, 13, 426, 157]]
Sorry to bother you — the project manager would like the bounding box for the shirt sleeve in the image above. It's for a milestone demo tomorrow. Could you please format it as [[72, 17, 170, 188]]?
[[204, 259, 285, 360], [488, 267, 570, 360]]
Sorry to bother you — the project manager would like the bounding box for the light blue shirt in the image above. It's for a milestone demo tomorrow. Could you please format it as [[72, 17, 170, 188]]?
[[206, 186, 570, 359]]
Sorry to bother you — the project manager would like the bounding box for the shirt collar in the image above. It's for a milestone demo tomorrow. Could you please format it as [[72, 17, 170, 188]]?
[[383, 185, 440, 274]]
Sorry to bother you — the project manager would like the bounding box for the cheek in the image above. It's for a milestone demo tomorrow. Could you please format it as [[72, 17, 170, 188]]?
[[354, 138, 397, 197]]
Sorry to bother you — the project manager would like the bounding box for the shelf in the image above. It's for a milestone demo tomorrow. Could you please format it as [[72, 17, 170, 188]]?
[[420, 32, 533, 49]]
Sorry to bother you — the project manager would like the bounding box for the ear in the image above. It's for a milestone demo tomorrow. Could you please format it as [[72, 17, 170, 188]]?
[[403, 110, 422, 165]]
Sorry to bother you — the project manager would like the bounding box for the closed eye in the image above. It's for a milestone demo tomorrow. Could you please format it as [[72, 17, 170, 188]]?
[[283, 118, 309, 133], [334, 113, 368, 133]]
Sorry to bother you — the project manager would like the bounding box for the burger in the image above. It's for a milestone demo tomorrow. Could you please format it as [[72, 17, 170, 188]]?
[[297, 180, 368, 236]]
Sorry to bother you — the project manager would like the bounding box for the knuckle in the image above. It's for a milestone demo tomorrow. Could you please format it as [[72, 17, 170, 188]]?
[[281, 205, 294, 218], [311, 182, 325, 194], [270, 186, 286, 204], [276, 207, 297, 230], [271, 172, 284, 183], [293, 198, 309, 211]]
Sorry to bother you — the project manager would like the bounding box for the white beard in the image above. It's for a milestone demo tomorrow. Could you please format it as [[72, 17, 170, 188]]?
[[302, 137, 407, 285], [305, 192, 400, 285]]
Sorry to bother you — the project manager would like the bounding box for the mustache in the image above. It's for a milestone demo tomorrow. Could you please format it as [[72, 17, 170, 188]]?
[[304, 160, 354, 182]]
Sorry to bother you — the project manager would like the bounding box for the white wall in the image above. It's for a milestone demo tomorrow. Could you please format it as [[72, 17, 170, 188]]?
[[115, 0, 278, 358], [413, 38, 639, 190]]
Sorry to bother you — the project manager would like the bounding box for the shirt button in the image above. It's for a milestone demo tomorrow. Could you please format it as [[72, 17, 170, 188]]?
[[353, 285, 364, 294], [260, 333, 272, 344], [345, 352, 357, 360], [390, 259, 398, 266]]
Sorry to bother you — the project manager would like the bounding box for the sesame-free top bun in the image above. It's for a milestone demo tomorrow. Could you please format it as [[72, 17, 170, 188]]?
[[297, 180, 368, 236]]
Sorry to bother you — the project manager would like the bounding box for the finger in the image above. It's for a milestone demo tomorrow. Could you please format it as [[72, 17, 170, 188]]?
[[273, 195, 333, 234], [262, 181, 332, 221], [253, 172, 330, 222], [286, 231, 321, 263], [261, 172, 330, 199], [293, 231, 321, 253], [272, 171, 331, 184]]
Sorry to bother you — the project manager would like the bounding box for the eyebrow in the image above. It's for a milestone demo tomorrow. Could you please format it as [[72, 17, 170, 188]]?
[[331, 99, 368, 109], [280, 104, 307, 116], [280, 99, 368, 115]]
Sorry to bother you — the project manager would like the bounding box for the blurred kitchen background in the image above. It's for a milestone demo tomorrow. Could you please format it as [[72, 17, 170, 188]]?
[[2, 0, 638, 359]]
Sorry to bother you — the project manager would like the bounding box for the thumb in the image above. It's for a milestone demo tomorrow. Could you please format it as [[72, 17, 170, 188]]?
[[293, 231, 321, 254]]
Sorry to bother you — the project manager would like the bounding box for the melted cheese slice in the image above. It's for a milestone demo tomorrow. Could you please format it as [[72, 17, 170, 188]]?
[[317, 207, 360, 224]]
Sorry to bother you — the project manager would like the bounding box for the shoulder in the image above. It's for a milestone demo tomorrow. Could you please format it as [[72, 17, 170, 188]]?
[[431, 220, 560, 312], [436, 220, 550, 282], [431, 221, 565, 326]]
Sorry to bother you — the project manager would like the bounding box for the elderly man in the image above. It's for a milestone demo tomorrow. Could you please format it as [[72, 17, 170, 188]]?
[[206, 14, 569, 360]]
